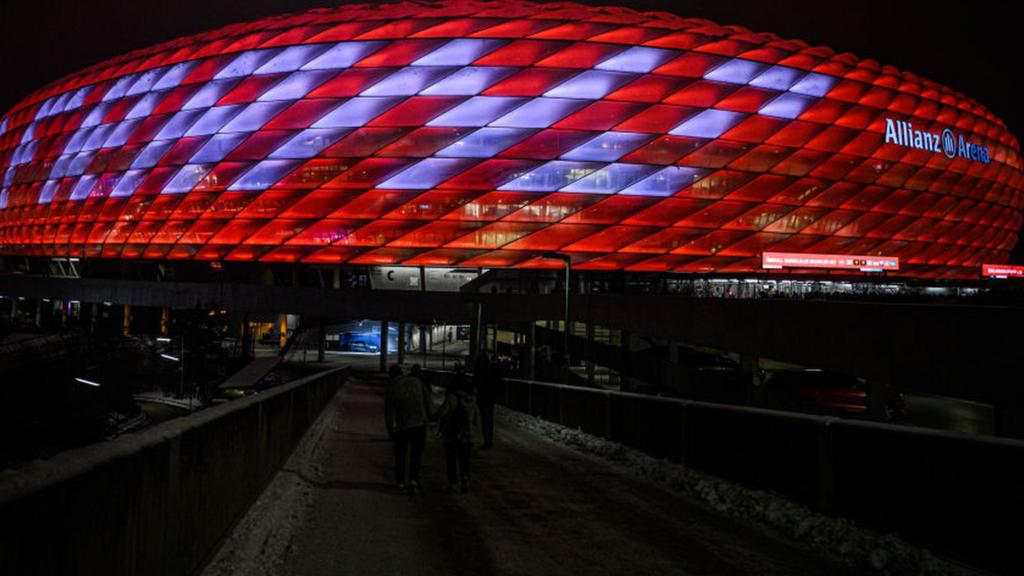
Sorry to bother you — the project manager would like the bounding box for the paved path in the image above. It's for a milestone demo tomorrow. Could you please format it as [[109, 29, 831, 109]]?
[[202, 373, 867, 576]]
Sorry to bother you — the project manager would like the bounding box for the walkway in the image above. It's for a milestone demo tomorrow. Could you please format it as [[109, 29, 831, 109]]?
[[202, 372, 867, 576]]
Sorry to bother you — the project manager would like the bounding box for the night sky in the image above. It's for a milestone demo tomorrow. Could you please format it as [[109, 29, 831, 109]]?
[[1, 0, 1020, 256]]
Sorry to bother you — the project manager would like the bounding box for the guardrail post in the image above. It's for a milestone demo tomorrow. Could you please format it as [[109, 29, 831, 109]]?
[[604, 391, 612, 440], [817, 419, 835, 513], [678, 403, 689, 466], [558, 386, 565, 426]]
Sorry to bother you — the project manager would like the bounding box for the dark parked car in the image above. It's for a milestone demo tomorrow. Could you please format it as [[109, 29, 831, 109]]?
[[762, 369, 906, 421], [668, 348, 743, 403]]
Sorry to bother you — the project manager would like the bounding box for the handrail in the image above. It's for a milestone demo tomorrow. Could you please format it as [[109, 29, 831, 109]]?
[[0, 366, 348, 506]]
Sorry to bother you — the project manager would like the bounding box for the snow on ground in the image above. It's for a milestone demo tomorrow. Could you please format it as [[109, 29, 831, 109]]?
[[200, 395, 336, 576], [496, 407, 982, 576]]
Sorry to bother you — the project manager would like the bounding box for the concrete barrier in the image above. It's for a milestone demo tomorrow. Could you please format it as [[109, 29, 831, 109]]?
[[489, 375, 1024, 575], [0, 366, 347, 576]]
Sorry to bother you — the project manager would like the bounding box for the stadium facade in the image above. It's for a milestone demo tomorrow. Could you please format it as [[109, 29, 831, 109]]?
[[0, 0, 1021, 278]]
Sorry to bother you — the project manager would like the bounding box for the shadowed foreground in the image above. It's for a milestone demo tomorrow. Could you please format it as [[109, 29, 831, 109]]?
[[202, 373, 866, 576]]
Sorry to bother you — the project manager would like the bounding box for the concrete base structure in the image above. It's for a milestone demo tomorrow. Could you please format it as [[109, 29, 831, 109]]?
[[0, 367, 347, 576]]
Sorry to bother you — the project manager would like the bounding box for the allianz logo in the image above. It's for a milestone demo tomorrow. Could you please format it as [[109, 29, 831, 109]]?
[[884, 118, 990, 164]]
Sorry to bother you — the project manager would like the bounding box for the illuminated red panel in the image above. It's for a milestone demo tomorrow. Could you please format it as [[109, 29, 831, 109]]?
[[483, 68, 577, 96], [0, 0, 1019, 279]]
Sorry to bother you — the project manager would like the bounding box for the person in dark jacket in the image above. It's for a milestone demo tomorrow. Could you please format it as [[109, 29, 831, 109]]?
[[385, 364, 432, 493], [436, 373, 481, 493], [473, 353, 496, 448]]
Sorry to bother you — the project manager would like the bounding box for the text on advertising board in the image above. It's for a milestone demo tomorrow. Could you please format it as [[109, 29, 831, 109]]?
[[763, 252, 899, 272], [981, 264, 1024, 278]]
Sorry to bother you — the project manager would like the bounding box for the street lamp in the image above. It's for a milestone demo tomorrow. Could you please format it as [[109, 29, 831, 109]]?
[[542, 251, 571, 381], [73, 376, 119, 436]]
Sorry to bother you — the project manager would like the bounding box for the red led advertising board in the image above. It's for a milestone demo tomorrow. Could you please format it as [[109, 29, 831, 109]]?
[[762, 252, 899, 272], [982, 264, 1024, 278]]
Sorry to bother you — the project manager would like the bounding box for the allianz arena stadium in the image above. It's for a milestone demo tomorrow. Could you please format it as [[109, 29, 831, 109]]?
[[0, 0, 1021, 279]]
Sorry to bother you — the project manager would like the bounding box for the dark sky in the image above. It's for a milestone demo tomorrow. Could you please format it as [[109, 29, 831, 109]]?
[[0, 0, 1018, 139]]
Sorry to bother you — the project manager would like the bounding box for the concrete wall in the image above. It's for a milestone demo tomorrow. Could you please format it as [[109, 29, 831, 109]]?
[[493, 376, 1024, 575], [0, 367, 347, 576]]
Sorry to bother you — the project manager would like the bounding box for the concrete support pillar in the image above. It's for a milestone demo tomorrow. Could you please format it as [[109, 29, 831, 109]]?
[[317, 322, 326, 363], [160, 306, 170, 336], [469, 317, 480, 367], [659, 340, 683, 395], [619, 329, 634, 391], [278, 314, 288, 349], [89, 303, 98, 335], [240, 312, 252, 360], [10, 297, 17, 321], [585, 322, 595, 385], [397, 322, 406, 365], [122, 304, 133, 336], [523, 322, 536, 380], [331, 268, 341, 289], [57, 300, 67, 328], [34, 299, 43, 327], [379, 320, 389, 373], [419, 325, 427, 356]]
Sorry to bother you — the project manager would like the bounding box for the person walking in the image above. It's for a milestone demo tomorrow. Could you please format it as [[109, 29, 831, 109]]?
[[385, 364, 432, 493], [437, 371, 481, 493], [473, 353, 496, 449]]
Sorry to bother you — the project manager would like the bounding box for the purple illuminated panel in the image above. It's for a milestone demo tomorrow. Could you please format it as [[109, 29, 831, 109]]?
[[759, 93, 815, 119], [269, 128, 350, 159], [229, 159, 301, 191], [498, 161, 601, 191], [560, 163, 659, 194], [436, 127, 532, 157], [669, 109, 745, 138], [420, 67, 515, 96], [544, 70, 635, 99], [378, 157, 478, 189], [313, 97, 401, 127], [619, 166, 707, 196], [562, 132, 653, 162], [302, 41, 385, 70], [428, 96, 526, 127], [704, 59, 767, 84], [491, 98, 588, 128], [413, 39, 504, 66], [596, 46, 676, 73]]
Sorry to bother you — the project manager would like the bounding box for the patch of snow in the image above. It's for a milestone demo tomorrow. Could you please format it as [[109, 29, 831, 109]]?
[[200, 397, 334, 576], [497, 407, 982, 576]]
